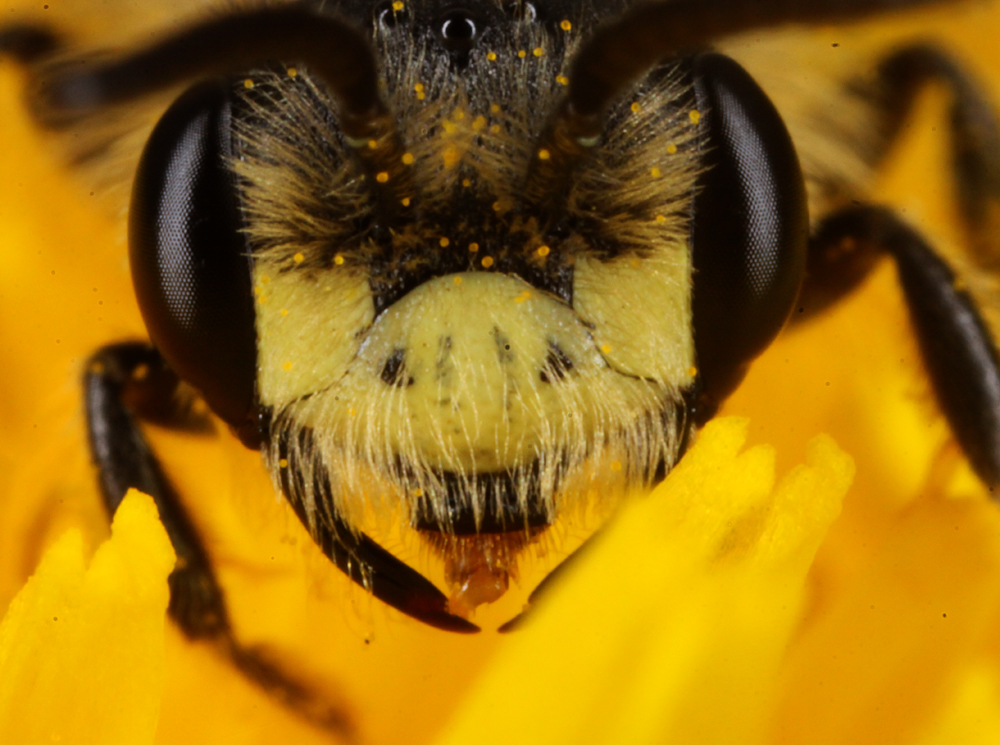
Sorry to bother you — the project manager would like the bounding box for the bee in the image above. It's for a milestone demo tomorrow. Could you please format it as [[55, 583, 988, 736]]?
[[2, 0, 999, 734]]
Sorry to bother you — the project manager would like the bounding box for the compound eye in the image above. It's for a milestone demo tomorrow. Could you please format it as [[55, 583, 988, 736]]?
[[375, 0, 410, 29], [689, 53, 808, 421], [129, 80, 258, 430], [438, 9, 479, 53]]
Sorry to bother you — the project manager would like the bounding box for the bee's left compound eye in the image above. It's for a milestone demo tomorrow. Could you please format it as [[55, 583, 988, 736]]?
[[129, 81, 257, 430]]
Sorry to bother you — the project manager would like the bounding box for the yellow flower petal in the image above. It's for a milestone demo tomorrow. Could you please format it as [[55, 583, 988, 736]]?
[[436, 418, 853, 745], [0, 490, 175, 744]]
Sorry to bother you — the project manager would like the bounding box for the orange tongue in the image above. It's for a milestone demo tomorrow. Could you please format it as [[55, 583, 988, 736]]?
[[426, 532, 536, 620], [446, 562, 511, 619]]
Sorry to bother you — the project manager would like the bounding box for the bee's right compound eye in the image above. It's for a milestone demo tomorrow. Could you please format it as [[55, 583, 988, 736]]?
[[130, 81, 258, 429]]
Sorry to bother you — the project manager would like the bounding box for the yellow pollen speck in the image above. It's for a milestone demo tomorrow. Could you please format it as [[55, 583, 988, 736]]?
[[601, 344, 612, 354], [440, 237, 451, 247], [655, 214, 667, 223], [414, 83, 424, 92], [367, 139, 378, 150], [667, 142, 678, 154], [349, 408, 356, 417], [442, 145, 460, 169], [393, 0, 404, 9], [254, 285, 263, 296], [293, 252, 305, 264], [688, 366, 699, 377], [280, 308, 289, 316], [401, 197, 412, 207], [610, 460, 623, 472], [376, 171, 390, 183], [651, 167, 662, 178], [556, 75, 569, 86], [533, 47, 544, 57], [287, 67, 298, 77], [453, 108, 465, 121], [243, 78, 254, 89], [282, 361, 293, 371], [402, 152, 415, 165], [490, 124, 501, 134], [560, 19, 572, 30], [417, 91, 426, 100], [462, 178, 472, 188], [515, 290, 531, 304], [414, 488, 424, 497], [469, 242, 480, 253], [334, 254, 345, 265], [690, 109, 701, 123], [279, 458, 289, 468], [472, 115, 486, 131], [442, 120, 457, 134], [454, 276, 462, 285], [260, 274, 270, 284], [487, 52, 497, 61], [132, 363, 148, 381], [538, 149, 551, 160], [482, 256, 494, 268], [536, 245, 551, 257], [493, 201, 502, 211], [258, 294, 268, 304], [631, 102, 641, 113], [490, 104, 500, 114], [518, 50, 527, 58]]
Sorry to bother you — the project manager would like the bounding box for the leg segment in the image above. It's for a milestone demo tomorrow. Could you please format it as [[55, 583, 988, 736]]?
[[800, 43, 1000, 319], [794, 44, 1000, 487], [84, 341, 352, 733], [85, 342, 228, 638], [802, 206, 1000, 487], [874, 44, 1000, 269]]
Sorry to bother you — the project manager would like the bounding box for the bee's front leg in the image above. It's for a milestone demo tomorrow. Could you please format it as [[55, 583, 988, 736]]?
[[84, 341, 354, 736]]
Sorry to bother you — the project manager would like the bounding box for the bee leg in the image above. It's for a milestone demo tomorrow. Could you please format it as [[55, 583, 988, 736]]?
[[85, 341, 354, 735], [801, 205, 1000, 488], [800, 44, 1000, 318], [874, 44, 1000, 270], [0, 23, 58, 62]]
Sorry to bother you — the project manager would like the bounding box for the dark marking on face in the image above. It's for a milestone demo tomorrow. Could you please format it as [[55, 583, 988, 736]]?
[[493, 326, 514, 363], [380, 348, 414, 387], [540, 341, 573, 383]]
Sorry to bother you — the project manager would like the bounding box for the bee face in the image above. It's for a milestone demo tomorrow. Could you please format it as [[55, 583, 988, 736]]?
[[91, 0, 809, 618], [237, 7, 700, 546]]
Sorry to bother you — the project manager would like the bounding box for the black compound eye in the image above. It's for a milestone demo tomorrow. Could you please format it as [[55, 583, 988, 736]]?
[[129, 80, 257, 430], [374, 0, 410, 29], [689, 53, 809, 422]]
